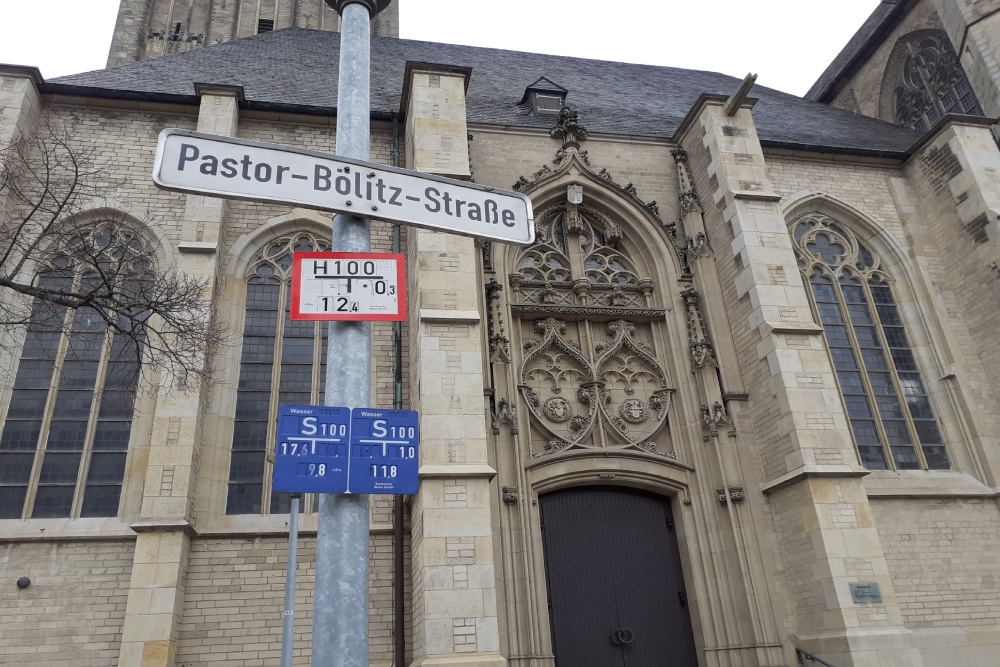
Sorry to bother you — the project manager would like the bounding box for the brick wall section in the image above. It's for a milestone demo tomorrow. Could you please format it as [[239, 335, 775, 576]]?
[[469, 130, 675, 214], [767, 484, 826, 636], [767, 156, 907, 246], [903, 126, 1000, 460], [0, 540, 134, 665], [177, 533, 411, 666], [872, 497, 1000, 627], [40, 107, 197, 245]]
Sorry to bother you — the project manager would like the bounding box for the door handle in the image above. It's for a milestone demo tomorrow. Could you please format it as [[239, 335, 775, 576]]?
[[610, 628, 635, 645]]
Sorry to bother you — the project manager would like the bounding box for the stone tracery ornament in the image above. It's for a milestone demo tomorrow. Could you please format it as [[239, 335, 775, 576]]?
[[492, 398, 519, 436], [485, 278, 511, 364], [701, 402, 732, 441], [511, 204, 651, 309], [893, 34, 983, 132], [716, 487, 745, 504], [520, 318, 674, 455], [681, 288, 718, 369], [791, 213, 890, 282], [550, 106, 589, 145], [686, 232, 711, 260], [594, 320, 674, 445], [671, 146, 702, 214], [532, 438, 574, 458]]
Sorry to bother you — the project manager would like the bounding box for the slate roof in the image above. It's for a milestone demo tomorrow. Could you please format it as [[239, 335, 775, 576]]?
[[49, 27, 922, 157]]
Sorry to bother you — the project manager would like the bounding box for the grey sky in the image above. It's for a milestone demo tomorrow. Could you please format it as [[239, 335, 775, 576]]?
[[0, 1, 880, 97]]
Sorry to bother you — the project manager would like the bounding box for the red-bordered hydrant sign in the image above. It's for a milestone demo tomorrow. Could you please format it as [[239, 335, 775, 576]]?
[[291, 252, 406, 321]]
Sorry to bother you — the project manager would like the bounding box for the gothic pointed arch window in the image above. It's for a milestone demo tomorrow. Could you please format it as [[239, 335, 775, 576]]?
[[226, 232, 330, 515], [791, 214, 949, 470], [893, 33, 983, 131], [0, 223, 148, 519], [505, 200, 677, 459]]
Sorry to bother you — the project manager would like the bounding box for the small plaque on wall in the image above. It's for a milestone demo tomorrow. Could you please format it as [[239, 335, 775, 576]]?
[[849, 582, 882, 603]]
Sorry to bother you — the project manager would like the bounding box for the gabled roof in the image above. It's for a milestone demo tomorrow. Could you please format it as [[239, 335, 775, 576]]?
[[806, 0, 915, 103], [525, 77, 567, 93], [49, 27, 921, 157]]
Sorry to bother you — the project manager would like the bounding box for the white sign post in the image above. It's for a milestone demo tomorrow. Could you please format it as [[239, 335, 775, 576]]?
[[153, 128, 535, 245]]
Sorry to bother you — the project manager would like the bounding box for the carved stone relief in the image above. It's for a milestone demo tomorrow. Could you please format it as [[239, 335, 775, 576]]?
[[519, 318, 674, 457], [509, 205, 652, 310]]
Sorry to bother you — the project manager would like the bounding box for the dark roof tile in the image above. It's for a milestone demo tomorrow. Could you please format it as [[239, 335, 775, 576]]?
[[52, 28, 921, 155]]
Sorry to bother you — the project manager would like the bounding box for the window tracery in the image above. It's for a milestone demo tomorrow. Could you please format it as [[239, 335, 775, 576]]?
[[226, 232, 330, 515], [507, 200, 675, 459], [893, 34, 983, 131], [0, 224, 147, 519], [510, 205, 646, 309], [792, 213, 949, 470]]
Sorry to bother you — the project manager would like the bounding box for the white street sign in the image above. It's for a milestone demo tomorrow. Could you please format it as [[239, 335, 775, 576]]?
[[292, 252, 406, 321], [153, 128, 535, 245]]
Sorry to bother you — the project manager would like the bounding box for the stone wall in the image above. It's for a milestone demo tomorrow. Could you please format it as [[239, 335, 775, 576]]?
[[107, 0, 399, 67], [0, 540, 134, 666], [823, 1, 945, 120], [176, 534, 409, 666], [872, 497, 1000, 627]]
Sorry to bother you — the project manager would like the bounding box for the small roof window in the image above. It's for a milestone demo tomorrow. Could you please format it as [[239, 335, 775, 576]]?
[[517, 77, 568, 116]]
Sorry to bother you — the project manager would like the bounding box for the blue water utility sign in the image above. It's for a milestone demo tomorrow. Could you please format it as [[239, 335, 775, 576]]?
[[349, 409, 419, 494], [273, 405, 419, 495], [273, 405, 351, 494]]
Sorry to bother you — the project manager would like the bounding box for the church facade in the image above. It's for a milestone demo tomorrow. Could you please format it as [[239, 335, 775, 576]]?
[[1, 1, 1000, 666]]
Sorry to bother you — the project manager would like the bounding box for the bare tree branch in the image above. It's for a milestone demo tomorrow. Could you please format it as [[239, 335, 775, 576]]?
[[0, 124, 227, 391]]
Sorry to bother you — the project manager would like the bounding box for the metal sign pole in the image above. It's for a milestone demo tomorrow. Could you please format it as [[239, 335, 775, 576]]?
[[314, 1, 388, 665], [281, 494, 301, 667]]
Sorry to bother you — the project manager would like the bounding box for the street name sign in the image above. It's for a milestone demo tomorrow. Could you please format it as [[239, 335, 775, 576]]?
[[273, 405, 351, 494], [291, 252, 406, 321], [349, 409, 419, 494], [153, 128, 535, 245], [273, 405, 419, 495]]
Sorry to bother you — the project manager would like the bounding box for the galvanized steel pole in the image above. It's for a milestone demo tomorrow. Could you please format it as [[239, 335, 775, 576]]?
[[313, 2, 391, 665], [281, 494, 300, 667]]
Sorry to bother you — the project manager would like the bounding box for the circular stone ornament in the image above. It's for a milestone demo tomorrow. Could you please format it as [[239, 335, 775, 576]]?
[[543, 396, 573, 423], [619, 398, 648, 424]]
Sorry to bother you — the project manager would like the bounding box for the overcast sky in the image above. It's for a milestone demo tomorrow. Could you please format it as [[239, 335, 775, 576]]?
[[0, 1, 880, 97]]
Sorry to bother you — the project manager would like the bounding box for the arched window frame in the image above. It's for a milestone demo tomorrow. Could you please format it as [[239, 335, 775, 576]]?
[[790, 212, 950, 471], [224, 230, 331, 515], [886, 31, 984, 131], [0, 219, 153, 520]]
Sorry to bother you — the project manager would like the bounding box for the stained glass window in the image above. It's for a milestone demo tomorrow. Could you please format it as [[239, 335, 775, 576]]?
[[792, 213, 949, 470], [0, 227, 145, 519], [894, 34, 983, 132], [225, 233, 329, 515]]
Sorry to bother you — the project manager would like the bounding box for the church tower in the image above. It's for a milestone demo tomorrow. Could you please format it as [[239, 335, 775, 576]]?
[[106, 0, 399, 67]]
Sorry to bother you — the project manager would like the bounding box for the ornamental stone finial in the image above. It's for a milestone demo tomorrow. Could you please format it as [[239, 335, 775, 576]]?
[[550, 106, 589, 145], [325, 0, 392, 15]]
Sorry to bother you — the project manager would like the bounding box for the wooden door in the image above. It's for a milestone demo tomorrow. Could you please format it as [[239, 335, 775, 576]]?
[[540, 486, 698, 667]]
